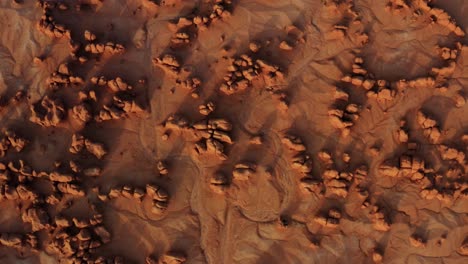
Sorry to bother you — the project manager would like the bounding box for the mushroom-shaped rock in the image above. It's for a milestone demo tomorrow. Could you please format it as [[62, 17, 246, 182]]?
[[157, 160, 169, 175], [70, 134, 85, 153], [0, 233, 23, 248], [300, 176, 323, 194], [212, 130, 233, 144], [83, 167, 101, 177], [146, 184, 160, 198], [57, 183, 85, 196], [146, 256, 158, 264], [291, 152, 313, 174], [152, 200, 169, 214], [208, 118, 232, 131], [372, 250, 383, 263], [281, 134, 306, 151], [49, 172, 74, 183], [84, 30, 96, 41], [210, 172, 229, 194], [55, 216, 72, 227], [94, 226, 111, 244], [85, 139, 107, 159], [379, 164, 399, 177], [457, 237, 468, 256], [73, 218, 90, 228], [158, 251, 186, 264], [409, 234, 426, 248], [153, 54, 181, 76], [77, 229, 92, 241]]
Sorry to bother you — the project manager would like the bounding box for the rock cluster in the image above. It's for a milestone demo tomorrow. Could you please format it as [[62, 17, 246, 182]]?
[[220, 54, 284, 95], [96, 93, 145, 122], [270, 89, 290, 111], [0, 233, 37, 251], [82, 28, 124, 55], [47, 63, 84, 88], [394, 120, 409, 144], [37, 0, 125, 66], [398, 155, 427, 182], [22, 206, 51, 231], [87, 76, 145, 122], [153, 55, 203, 97], [341, 58, 397, 104], [146, 184, 170, 214], [378, 144, 467, 202], [167, 0, 234, 47], [30, 96, 66, 127], [420, 169, 467, 202], [46, 213, 114, 263], [437, 145, 465, 165], [69, 134, 107, 159], [84, 42, 125, 55], [342, 62, 370, 88], [105, 185, 146, 202], [192, 118, 233, 160], [281, 134, 325, 195], [161, 117, 187, 135], [0, 130, 28, 157], [168, 17, 196, 46], [310, 150, 368, 199], [107, 77, 133, 92], [328, 96, 360, 137], [0, 156, 116, 262], [428, 8, 465, 37], [366, 80, 396, 103], [378, 154, 431, 181], [321, 0, 368, 45], [366, 205, 391, 232], [322, 169, 349, 197], [0, 159, 86, 204], [385, 0, 410, 12], [300, 176, 324, 194], [314, 208, 342, 228], [281, 134, 306, 152], [436, 44, 460, 60], [432, 61, 457, 81], [37, 2, 70, 39], [72, 102, 93, 123], [198, 101, 216, 116], [176, 77, 202, 98], [416, 111, 441, 144], [291, 152, 313, 175], [208, 0, 233, 22], [99, 183, 170, 215], [153, 54, 181, 77], [385, 0, 465, 37]]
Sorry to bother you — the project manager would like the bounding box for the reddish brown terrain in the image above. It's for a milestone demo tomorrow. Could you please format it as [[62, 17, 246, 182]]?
[[0, 0, 467, 263]]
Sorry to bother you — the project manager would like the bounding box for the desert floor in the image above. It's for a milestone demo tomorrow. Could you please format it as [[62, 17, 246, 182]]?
[[0, 0, 467, 263]]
